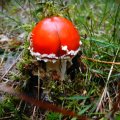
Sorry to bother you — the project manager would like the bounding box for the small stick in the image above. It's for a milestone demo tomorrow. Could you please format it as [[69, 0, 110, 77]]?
[[32, 106, 37, 120], [0, 83, 88, 120], [96, 48, 119, 112], [0, 50, 24, 81], [0, 116, 13, 120], [0, 47, 8, 66], [17, 100, 23, 110], [81, 55, 120, 65]]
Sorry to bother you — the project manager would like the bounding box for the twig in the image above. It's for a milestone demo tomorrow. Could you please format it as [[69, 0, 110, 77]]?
[[0, 47, 8, 66], [32, 106, 37, 120], [110, 79, 120, 115], [81, 55, 120, 65], [17, 100, 23, 110], [0, 116, 13, 120], [0, 50, 24, 81], [0, 11, 21, 25], [96, 48, 119, 112], [0, 83, 88, 120]]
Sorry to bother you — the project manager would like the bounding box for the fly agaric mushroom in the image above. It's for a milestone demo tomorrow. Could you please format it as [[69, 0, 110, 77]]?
[[30, 16, 81, 80]]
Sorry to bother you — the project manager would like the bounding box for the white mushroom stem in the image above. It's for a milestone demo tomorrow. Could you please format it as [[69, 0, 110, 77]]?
[[46, 60, 67, 81], [60, 60, 67, 81]]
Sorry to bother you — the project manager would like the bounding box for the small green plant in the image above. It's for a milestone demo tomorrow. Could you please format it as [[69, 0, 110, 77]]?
[[115, 113, 120, 120], [46, 112, 62, 120], [0, 96, 21, 119]]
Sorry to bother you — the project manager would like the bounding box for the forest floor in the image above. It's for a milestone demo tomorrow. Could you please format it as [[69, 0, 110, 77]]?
[[0, 0, 120, 120]]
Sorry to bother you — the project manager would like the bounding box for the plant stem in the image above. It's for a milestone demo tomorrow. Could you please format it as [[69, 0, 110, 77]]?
[[96, 48, 119, 112]]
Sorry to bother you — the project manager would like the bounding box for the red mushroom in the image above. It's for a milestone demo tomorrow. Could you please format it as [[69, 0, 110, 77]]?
[[30, 16, 81, 80]]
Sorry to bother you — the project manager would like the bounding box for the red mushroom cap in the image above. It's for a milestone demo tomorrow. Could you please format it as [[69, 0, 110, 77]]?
[[30, 16, 81, 62]]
